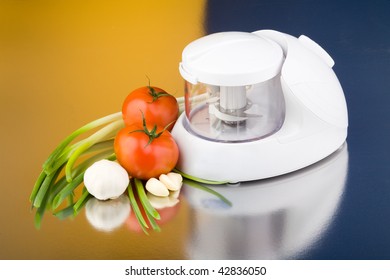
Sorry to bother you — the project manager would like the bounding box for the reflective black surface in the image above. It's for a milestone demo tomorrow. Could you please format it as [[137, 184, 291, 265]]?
[[184, 143, 349, 259]]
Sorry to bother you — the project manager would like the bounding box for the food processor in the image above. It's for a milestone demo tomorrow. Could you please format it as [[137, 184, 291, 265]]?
[[184, 143, 348, 259], [171, 29, 348, 182]]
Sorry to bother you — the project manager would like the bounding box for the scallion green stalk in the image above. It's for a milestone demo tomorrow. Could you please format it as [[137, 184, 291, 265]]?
[[183, 179, 232, 207], [42, 111, 122, 171], [65, 120, 124, 182], [52, 172, 85, 210], [134, 178, 160, 220], [33, 164, 64, 208], [30, 170, 47, 204], [174, 168, 230, 185], [73, 188, 91, 214], [144, 209, 161, 232], [127, 182, 149, 234]]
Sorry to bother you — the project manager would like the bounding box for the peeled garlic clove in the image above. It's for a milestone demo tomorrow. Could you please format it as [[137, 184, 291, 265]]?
[[145, 178, 169, 197], [159, 172, 183, 191], [146, 192, 180, 209], [166, 197, 180, 208], [84, 159, 129, 200], [167, 172, 183, 187], [146, 193, 173, 209], [170, 190, 181, 199]]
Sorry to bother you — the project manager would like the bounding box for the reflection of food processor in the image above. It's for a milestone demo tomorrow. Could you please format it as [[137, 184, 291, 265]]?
[[184, 143, 348, 259], [172, 30, 348, 182]]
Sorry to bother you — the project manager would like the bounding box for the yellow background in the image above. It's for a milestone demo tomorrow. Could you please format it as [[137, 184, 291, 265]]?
[[0, 0, 205, 259]]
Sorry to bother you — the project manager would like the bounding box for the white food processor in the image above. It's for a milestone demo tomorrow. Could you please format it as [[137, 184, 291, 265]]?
[[183, 143, 349, 260], [184, 143, 348, 259], [171, 29, 348, 182]]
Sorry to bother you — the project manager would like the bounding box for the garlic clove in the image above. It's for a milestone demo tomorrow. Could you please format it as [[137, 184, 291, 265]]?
[[84, 159, 129, 200], [145, 178, 169, 197], [146, 193, 179, 209], [167, 172, 183, 188], [159, 173, 183, 191], [169, 190, 181, 199]]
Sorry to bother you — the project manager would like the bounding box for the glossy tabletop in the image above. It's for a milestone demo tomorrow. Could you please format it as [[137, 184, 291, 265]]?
[[1, 0, 390, 260]]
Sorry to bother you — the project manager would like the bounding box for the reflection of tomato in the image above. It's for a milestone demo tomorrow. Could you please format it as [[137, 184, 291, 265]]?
[[114, 124, 179, 180], [122, 86, 179, 131], [126, 200, 180, 233]]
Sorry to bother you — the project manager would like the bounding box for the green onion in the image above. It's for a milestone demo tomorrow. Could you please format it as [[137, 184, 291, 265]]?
[[52, 171, 85, 210], [34, 178, 54, 229], [144, 209, 161, 232], [174, 168, 230, 185], [183, 178, 232, 207], [33, 164, 64, 208], [45, 139, 114, 176], [73, 188, 91, 214], [65, 120, 124, 182], [127, 182, 149, 234], [29, 96, 233, 233], [53, 205, 76, 220], [30, 170, 47, 204], [42, 111, 122, 171], [134, 178, 160, 220]]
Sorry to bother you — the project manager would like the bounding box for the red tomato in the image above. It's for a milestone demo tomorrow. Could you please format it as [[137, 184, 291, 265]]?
[[122, 86, 179, 131], [114, 123, 179, 180]]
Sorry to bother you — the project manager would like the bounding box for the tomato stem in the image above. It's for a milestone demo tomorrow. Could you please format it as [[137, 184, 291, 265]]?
[[145, 76, 171, 102], [147, 86, 171, 102], [129, 110, 172, 146]]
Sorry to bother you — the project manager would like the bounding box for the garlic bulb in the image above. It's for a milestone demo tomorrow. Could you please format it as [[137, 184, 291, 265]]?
[[85, 194, 130, 232], [84, 159, 129, 200]]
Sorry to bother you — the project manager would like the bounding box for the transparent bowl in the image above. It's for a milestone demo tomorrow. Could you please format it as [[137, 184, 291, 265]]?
[[183, 75, 286, 143]]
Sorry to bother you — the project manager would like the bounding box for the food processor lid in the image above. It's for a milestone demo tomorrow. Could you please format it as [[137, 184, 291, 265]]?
[[179, 32, 284, 86]]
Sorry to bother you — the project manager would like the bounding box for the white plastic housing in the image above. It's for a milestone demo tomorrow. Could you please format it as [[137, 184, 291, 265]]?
[[179, 32, 284, 86], [172, 30, 348, 182]]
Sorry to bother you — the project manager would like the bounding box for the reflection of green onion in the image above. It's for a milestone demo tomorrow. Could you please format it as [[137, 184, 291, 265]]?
[[127, 183, 149, 234], [53, 205, 76, 220], [183, 179, 232, 207], [134, 178, 161, 233], [134, 178, 160, 220], [145, 209, 161, 232], [73, 188, 91, 214]]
